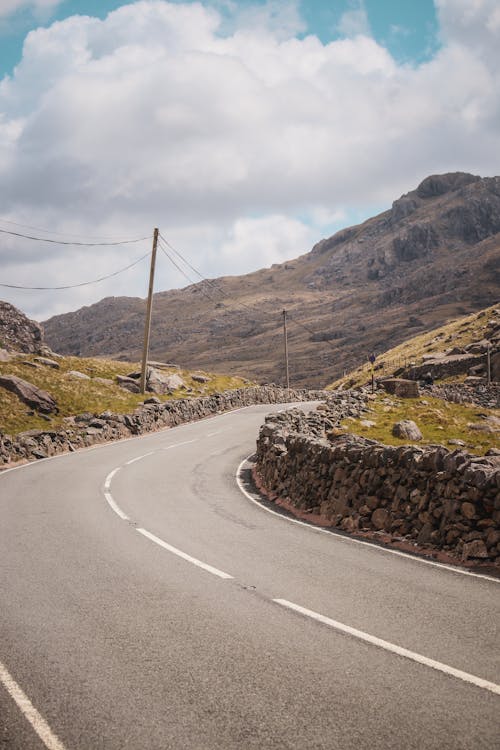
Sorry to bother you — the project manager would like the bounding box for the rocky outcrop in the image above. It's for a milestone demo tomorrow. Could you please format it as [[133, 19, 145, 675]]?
[[254, 395, 500, 568], [0, 375, 58, 414], [0, 301, 44, 353], [0, 386, 327, 467]]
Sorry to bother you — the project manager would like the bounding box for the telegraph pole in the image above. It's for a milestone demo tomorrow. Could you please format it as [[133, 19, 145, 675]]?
[[140, 228, 159, 394], [283, 309, 290, 390]]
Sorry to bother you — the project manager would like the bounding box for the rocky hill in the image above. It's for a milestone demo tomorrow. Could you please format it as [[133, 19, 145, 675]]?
[[43, 172, 500, 387], [0, 301, 44, 355]]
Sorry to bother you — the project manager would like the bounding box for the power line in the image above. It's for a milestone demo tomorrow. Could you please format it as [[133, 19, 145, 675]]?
[[157, 238, 220, 304], [159, 231, 340, 347], [0, 227, 151, 246], [0, 217, 148, 242], [159, 232, 272, 320], [0, 250, 151, 290]]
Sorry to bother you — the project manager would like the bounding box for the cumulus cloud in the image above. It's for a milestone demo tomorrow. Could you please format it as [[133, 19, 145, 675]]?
[[0, 0, 499, 320]]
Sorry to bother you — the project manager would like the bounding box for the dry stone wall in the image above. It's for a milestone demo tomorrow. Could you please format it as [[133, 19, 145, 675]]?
[[0, 386, 327, 467], [254, 394, 500, 566]]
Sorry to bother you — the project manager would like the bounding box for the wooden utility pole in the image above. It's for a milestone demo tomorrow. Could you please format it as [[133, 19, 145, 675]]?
[[487, 342, 491, 385], [283, 309, 290, 390], [140, 228, 159, 394]]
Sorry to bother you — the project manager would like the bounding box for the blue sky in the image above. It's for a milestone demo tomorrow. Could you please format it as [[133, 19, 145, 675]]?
[[1, 1, 440, 78], [0, 0, 499, 320]]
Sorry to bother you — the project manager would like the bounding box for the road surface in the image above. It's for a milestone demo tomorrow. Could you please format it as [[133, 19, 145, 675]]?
[[0, 404, 499, 749]]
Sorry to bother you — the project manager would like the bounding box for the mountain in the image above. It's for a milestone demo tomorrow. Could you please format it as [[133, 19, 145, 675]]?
[[43, 172, 500, 388]]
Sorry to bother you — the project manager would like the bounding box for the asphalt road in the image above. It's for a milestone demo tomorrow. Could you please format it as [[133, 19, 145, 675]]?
[[0, 404, 499, 749]]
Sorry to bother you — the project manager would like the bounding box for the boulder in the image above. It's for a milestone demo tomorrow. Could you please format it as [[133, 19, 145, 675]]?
[[381, 379, 419, 398], [192, 374, 210, 384], [0, 348, 12, 362], [34, 357, 60, 369], [67, 370, 90, 380], [392, 420, 423, 441], [116, 375, 140, 393], [147, 369, 185, 394], [0, 375, 58, 413]]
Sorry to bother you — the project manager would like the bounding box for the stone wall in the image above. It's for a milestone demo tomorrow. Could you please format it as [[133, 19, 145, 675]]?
[[254, 397, 500, 566], [424, 382, 500, 409], [0, 386, 327, 467]]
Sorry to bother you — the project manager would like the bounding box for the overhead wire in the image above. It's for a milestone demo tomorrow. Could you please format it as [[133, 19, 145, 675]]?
[[0, 217, 148, 242], [0, 249, 152, 290], [157, 238, 220, 304], [159, 231, 340, 346], [0, 227, 151, 246]]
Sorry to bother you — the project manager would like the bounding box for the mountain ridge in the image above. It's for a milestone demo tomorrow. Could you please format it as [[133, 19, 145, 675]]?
[[43, 172, 500, 387]]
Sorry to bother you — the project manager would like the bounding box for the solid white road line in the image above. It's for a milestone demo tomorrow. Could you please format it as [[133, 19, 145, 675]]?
[[136, 527, 233, 579], [0, 661, 67, 750], [236, 458, 500, 584], [273, 599, 500, 696], [104, 492, 130, 521]]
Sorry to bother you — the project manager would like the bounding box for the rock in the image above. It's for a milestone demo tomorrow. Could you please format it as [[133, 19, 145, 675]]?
[[462, 539, 489, 560], [461, 502, 476, 519], [147, 361, 180, 370], [21, 360, 40, 368], [93, 377, 114, 385], [371, 507, 390, 530], [192, 374, 210, 383], [0, 375, 58, 413], [0, 301, 44, 353], [143, 396, 161, 404], [448, 439, 465, 446], [34, 357, 60, 369], [116, 375, 140, 393], [381, 379, 419, 398], [360, 419, 376, 428], [467, 422, 497, 433], [464, 376, 486, 385], [0, 348, 12, 362], [67, 370, 90, 380], [147, 370, 185, 394], [392, 420, 423, 441]]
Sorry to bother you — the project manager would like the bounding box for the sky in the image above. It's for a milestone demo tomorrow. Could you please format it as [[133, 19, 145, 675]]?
[[0, 0, 499, 322]]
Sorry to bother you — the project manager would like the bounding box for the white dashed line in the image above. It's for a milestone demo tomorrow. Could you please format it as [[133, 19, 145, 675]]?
[[236, 457, 500, 584], [163, 439, 198, 450], [136, 528, 233, 579], [125, 452, 154, 465], [0, 661, 67, 750], [273, 599, 500, 696]]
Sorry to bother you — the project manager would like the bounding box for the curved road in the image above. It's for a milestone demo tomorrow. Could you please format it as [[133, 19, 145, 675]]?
[[0, 404, 499, 749]]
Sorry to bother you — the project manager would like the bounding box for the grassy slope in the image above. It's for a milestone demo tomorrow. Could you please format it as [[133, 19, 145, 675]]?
[[0, 355, 250, 436], [341, 394, 499, 455], [328, 304, 499, 390]]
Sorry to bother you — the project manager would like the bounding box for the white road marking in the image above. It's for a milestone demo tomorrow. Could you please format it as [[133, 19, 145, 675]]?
[[236, 458, 500, 584], [104, 492, 130, 521], [136, 527, 233, 579], [125, 452, 154, 465], [0, 661, 67, 750], [104, 467, 120, 488], [163, 439, 198, 450], [273, 599, 500, 696]]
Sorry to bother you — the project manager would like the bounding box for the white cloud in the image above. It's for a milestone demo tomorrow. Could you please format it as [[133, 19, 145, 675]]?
[[336, 1, 370, 37], [0, 0, 499, 321], [0, 0, 63, 20]]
